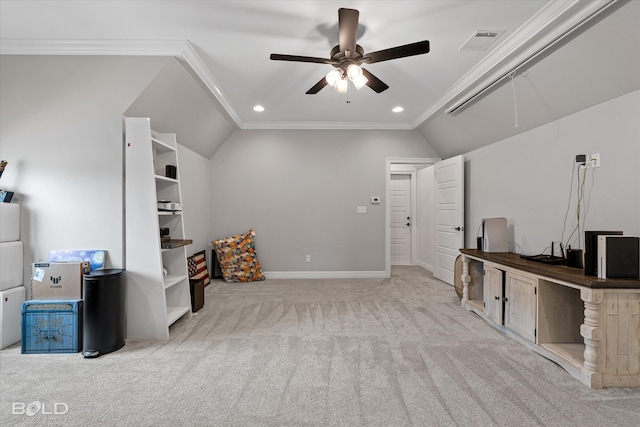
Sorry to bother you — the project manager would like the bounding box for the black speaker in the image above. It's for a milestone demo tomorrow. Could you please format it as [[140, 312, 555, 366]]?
[[165, 165, 177, 179], [584, 230, 622, 276]]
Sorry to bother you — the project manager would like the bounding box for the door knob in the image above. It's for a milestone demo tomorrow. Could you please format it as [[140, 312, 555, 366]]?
[[407, 216, 410, 220], [406, 223, 411, 226]]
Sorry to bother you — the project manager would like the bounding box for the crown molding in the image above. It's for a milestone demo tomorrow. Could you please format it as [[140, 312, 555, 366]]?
[[177, 41, 242, 127], [241, 120, 413, 130], [1, 1, 618, 132], [0, 38, 187, 56], [0, 38, 243, 128], [413, 0, 619, 126]]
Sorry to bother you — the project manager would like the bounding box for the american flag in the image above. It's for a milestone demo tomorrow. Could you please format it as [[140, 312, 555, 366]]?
[[187, 251, 210, 286]]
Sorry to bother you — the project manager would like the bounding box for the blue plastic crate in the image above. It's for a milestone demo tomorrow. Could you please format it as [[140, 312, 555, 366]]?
[[21, 300, 83, 354]]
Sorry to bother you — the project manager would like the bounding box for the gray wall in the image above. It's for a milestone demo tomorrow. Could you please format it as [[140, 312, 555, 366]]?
[[210, 129, 438, 274], [177, 144, 212, 258], [464, 89, 640, 256], [417, 166, 435, 270], [0, 55, 169, 289]]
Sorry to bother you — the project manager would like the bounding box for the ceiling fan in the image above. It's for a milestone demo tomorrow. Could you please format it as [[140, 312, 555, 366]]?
[[270, 8, 430, 94]]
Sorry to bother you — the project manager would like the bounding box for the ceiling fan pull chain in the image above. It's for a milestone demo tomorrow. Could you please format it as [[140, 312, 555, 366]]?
[[509, 71, 519, 128]]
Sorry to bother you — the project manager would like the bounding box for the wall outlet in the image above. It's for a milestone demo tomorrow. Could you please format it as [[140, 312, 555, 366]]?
[[305, 255, 311, 263], [589, 153, 601, 168], [357, 206, 367, 214]]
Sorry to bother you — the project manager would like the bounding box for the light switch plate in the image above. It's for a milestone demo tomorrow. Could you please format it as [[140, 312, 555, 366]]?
[[357, 206, 367, 214]]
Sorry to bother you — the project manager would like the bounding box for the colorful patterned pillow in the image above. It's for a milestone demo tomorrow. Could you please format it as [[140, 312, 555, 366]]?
[[187, 250, 210, 287], [212, 230, 265, 283]]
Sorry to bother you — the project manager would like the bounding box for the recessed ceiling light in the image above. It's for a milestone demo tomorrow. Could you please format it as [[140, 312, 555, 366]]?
[[392, 106, 404, 113], [253, 105, 265, 112]]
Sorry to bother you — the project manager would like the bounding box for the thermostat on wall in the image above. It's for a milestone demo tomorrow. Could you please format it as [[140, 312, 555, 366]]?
[[371, 196, 380, 204]]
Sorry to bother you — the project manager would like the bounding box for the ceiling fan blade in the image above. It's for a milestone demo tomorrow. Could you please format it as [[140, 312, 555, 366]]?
[[361, 68, 389, 93], [270, 53, 335, 65], [364, 40, 430, 64], [306, 77, 329, 94], [338, 8, 359, 56]]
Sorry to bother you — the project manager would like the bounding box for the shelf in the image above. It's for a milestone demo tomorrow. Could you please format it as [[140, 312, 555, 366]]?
[[161, 239, 193, 250], [151, 136, 175, 153], [167, 306, 190, 326], [125, 117, 192, 341], [540, 343, 585, 369], [158, 211, 182, 216], [164, 275, 188, 290], [155, 174, 178, 184]]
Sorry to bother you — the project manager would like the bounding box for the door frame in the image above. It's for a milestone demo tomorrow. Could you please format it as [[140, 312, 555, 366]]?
[[390, 170, 416, 266], [385, 157, 440, 278]]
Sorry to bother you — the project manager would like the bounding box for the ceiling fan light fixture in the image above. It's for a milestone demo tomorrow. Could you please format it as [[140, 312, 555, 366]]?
[[346, 64, 363, 81], [326, 68, 343, 86], [352, 74, 368, 90], [334, 76, 349, 93], [270, 8, 430, 95]]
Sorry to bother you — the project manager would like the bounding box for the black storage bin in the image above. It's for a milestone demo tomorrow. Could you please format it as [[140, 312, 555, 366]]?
[[82, 269, 126, 358]]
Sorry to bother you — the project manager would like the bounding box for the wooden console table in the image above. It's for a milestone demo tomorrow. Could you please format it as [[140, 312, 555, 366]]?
[[459, 248, 640, 388]]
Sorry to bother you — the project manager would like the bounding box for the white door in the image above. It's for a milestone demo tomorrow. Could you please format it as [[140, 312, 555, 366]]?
[[433, 155, 464, 285], [390, 174, 411, 265]]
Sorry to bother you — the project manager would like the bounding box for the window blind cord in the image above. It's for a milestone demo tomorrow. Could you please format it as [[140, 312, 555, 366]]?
[[509, 71, 518, 128]]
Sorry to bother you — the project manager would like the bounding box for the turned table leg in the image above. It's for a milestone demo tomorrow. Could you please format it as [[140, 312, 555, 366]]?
[[461, 254, 471, 307], [580, 289, 604, 387]]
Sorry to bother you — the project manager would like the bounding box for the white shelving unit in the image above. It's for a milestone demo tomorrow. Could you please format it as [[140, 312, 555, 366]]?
[[124, 117, 191, 340]]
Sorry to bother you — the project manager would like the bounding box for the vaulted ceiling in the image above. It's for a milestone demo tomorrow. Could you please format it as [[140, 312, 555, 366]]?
[[1, 1, 639, 159]]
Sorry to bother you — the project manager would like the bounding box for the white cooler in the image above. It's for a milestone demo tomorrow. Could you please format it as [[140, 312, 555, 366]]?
[[0, 203, 20, 242], [1, 286, 25, 349], [0, 241, 23, 291]]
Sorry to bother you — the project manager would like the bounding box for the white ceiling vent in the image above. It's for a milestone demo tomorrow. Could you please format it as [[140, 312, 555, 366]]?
[[459, 30, 505, 51]]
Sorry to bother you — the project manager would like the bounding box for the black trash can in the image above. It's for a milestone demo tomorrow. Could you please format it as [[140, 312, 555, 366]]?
[[82, 269, 126, 358]]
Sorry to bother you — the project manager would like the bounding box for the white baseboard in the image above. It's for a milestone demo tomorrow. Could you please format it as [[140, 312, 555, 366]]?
[[263, 271, 387, 279], [417, 260, 433, 272]]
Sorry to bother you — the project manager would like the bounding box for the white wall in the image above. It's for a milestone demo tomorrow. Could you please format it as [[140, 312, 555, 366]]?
[[210, 129, 438, 275], [464, 90, 640, 255], [0, 55, 169, 289]]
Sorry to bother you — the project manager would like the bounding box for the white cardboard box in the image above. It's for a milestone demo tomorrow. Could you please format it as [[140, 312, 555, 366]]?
[[0, 241, 23, 291], [0, 286, 25, 349], [31, 262, 90, 300], [0, 203, 19, 242]]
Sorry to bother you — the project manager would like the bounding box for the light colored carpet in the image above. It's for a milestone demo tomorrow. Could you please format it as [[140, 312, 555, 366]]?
[[1, 266, 639, 426]]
